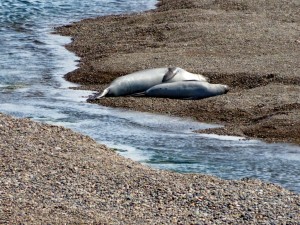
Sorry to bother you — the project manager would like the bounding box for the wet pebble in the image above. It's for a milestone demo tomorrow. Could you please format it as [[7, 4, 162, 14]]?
[[0, 113, 299, 224]]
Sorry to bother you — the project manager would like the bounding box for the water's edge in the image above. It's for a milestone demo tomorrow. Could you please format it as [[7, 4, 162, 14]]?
[[0, 0, 299, 193], [56, 20, 300, 193]]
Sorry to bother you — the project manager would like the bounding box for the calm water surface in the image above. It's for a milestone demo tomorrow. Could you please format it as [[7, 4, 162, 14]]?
[[0, 0, 299, 192]]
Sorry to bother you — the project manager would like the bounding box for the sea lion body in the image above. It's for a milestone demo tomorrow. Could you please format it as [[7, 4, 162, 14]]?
[[145, 81, 229, 99], [90, 67, 208, 99]]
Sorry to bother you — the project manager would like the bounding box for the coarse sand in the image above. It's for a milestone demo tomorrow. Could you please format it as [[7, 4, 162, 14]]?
[[0, 114, 299, 224], [56, 0, 300, 145], [1, 0, 300, 224]]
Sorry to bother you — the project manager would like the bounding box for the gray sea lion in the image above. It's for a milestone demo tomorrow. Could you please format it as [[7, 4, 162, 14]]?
[[144, 81, 229, 99], [88, 67, 208, 100]]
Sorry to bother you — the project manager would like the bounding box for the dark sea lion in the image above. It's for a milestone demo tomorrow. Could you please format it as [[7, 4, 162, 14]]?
[[144, 81, 229, 99]]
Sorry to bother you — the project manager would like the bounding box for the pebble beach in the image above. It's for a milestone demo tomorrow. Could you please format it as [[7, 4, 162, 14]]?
[[0, 113, 300, 224], [1, 0, 300, 224], [58, 0, 300, 145]]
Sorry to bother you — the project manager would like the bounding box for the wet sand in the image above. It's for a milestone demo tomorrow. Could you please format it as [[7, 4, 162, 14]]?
[[56, 0, 300, 145]]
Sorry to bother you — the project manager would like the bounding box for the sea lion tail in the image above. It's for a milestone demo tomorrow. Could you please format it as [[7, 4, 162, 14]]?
[[88, 88, 109, 101]]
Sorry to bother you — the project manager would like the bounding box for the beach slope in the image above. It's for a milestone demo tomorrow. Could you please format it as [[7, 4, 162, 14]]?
[[57, 0, 300, 144], [0, 113, 299, 223]]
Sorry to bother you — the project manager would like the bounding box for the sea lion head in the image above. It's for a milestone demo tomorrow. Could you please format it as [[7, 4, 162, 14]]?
[[223, 85, 230, 93]]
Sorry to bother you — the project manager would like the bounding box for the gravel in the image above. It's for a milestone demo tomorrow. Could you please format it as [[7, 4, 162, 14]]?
[[0, 113, 299, 223], [1, 0, 300, 223], [56, 0, 300, 144]]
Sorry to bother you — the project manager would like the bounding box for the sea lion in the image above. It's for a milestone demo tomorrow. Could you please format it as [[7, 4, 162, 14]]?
[[88, 67, 208, 99], [144, 81, 229, 99]]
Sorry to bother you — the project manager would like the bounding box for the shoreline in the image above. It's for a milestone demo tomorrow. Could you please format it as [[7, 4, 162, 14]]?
[[1, 1, 300, 223], [56, 0, 300, 145], [1, 114, 300, 224]]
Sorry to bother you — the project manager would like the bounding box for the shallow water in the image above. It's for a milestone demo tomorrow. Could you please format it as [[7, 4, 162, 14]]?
[[0, 0, 300, 192]]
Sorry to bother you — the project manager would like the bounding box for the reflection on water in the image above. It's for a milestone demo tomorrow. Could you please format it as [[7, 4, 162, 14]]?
[[0, 0, 300, 193]]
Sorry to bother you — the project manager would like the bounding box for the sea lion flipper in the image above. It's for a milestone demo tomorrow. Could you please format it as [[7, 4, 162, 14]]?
[[130, 92, 146, 97], [162, 67, 179, 82], [87, 88, 109, 101], [97, 88, 109, 98], [182, 96, 198, 100]]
